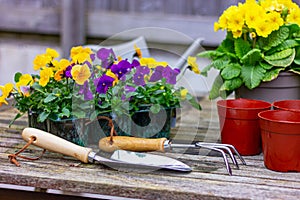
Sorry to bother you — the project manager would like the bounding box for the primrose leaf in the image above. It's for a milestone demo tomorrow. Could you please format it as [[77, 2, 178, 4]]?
[[241, 65, 266, 89]]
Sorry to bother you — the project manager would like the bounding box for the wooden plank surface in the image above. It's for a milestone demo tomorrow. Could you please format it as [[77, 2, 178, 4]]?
[[0, 98, 300, 199]]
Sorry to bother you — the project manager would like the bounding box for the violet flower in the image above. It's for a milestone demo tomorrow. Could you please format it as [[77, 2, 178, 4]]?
[[111, 60, 132, 79], [78, 81, 93, 101], [95, 74, 115, 94], [96, 48, 116, 69], [162, 66, 180, 84]]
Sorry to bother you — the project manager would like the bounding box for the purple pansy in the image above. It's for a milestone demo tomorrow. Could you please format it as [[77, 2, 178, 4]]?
[[149, 66, 164, 82], [133, 65, 150, 86], [162, 66, 180, 84], [96, 48, 116, 69], [78, 81, 93, 101], [94, 74, 115, 94], [65, 65, 73, 78], [111, 60, 132, 79]]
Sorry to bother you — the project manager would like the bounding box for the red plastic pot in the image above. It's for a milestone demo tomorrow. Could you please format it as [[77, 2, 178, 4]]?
[[217, 99, 271, 156], [259, 110, 300, 172], [273, 100, 300, 112]]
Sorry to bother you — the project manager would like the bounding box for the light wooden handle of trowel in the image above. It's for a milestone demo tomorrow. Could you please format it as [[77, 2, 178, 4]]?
[[99, 136, 167, 152], [22, 127, 92, 163]]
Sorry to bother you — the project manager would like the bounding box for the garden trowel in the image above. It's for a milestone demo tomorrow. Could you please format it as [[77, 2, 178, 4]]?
[[21, 128, 191, 172]]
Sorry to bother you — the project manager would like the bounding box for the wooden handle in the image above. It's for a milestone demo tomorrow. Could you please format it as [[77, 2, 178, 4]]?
[[99, 136, 167, 152], [22, 127, 92, 163]]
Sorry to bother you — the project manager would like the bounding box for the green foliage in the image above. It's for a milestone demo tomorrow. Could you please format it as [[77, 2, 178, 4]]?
[[198, 24, 300, 99]]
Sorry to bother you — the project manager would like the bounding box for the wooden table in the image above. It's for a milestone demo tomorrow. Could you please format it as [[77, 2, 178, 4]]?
[[0, 98, 299, 200]]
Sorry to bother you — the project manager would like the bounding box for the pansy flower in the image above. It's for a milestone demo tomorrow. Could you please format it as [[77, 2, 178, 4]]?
[[39, 67, 54, 87], [111, 60, 132, 79], [78, 81, 93, 101], [95, 74, 115, 94], [71, 64, 91, 85], [0, 83, 14, 106], [97, 48, 116, 69], [16, 74, 34, 94], [133, 65, 150, 86], [187, 56, 200, 74]]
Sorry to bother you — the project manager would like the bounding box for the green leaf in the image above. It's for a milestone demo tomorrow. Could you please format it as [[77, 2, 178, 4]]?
[[259, 62, 273, 70], [234, 38, 251, 59], [266, 39, 299, 55], [186, 94, 202, 110], [220, 78, 243, 92], [38, 112, 50, 122], [209, 75, 224, 100], [241, 49, 262, 65], [262, 68, 285, 82], [221, 64, 241, 80], [212, 58, 231, 70], [241, 65, 266, 89], [264, 48, 295, 67], [44, 94, 57, 103], [200, 63, 213, 77], [150, 104, 161, 114], [264, 48, 293, 61], [14, 72, 22, 82], [9, 112, 24, 127], [61, 107, 70, 118], [258, 26, 289, 51], [197, 50, 224, 59]]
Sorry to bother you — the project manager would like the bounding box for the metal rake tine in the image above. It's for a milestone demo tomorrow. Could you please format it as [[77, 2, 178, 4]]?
[[197, 145, 232, 176], [198, 142, 246, 165]]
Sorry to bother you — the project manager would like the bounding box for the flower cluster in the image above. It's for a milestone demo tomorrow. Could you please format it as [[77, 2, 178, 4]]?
[[199, 0, 300, 99], [214, 0, 300, 38], [0, 45, 201, 124]]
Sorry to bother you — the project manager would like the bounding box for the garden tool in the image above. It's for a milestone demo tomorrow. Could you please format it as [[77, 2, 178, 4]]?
[[21, 127, 191, 172], [99, 136, 246, 175]]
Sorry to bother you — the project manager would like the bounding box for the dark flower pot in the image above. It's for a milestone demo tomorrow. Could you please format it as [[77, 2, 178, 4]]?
[[235, 72, 300, 103], [259, 110, 300, 172], [90, 107, 174, 139], [217, 99, 271, 156], [28, 111, 89, 146]]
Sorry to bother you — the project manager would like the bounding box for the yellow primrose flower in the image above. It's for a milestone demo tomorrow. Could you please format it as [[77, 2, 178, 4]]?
[[180, 88, 188, 100], [232, 30, 243, 38], [71, 64, 91, 85], [267, 11, 284, 31], [39, 68, 54, 87], [287, 8, 300, 26], [0, 83, 14, 106], [46, 48, 60, 58], [227, 6, 244, 32], [16, 74, 34, 93], [33, 54, 52, 71], [255, 19, 274, 37], [187, 56, 200, 74]]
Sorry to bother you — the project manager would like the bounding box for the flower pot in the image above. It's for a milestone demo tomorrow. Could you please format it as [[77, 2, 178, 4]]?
[[28, 112, 89, 146], [235, 72, 300, 103], [90, 107, 174, 139], [258, 110, 300, 172], [217, 99, 271, 156], [273, 100, 300, 112]]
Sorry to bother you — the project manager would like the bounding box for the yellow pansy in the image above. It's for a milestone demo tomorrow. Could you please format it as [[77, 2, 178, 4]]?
[[71, 64, 91, 85], [134, 44, 142, 58], [16, 74, 34, 93], [39, 68, 54, 87], [180, 88, 188, 100], [140, 57, 168, 68], [70, 46, 93, 64], [33, 54, 52, 71], [46, 48, 60, 58], [58, 59, 71, 71], [187, 56, 200, 74], [0, 83, 14, 106]]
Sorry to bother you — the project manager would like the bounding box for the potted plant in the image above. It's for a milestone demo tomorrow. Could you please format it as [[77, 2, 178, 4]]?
[[0, 45, 201, 145], [198, 0, 300, 101]]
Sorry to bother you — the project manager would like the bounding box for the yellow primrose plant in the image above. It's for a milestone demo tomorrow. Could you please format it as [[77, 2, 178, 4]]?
[[198, 0, 300, 99], [0, 45, 201, 125]]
